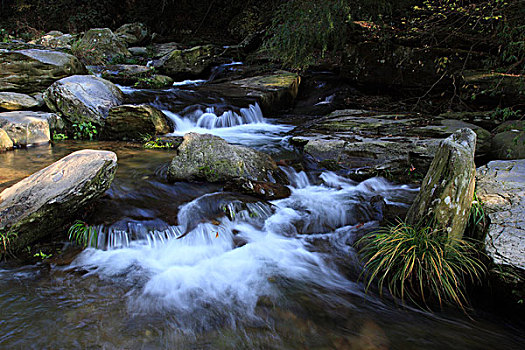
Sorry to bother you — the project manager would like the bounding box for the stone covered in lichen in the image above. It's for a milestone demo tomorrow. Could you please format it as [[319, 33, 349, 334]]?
[[406, 128, 477, 240]]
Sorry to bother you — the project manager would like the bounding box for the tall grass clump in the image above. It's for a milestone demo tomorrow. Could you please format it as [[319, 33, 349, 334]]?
[[68, 220, 99, 248], [358, 220, 485, 310]]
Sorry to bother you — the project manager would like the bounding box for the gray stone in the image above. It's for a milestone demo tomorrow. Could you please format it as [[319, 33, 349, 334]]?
[[476, 160, 525, 270], [0, 111, 51, 146], [115, 23, 149, 46], [0, 150, 118, 253], [406, 128, 477, 240], [44, 75, 124, 127], [75, 28, 130, 63], [157, 45, 216, 78], [103, 104, 172, 140], [0, 49, 87, 93], [0, 128, 13, 151], [30, 32, 77, 49], [167, 133, 288, 184], [0, 92, 39, 111], [128, 47, 148, 56], [491, 120, 525, 160]]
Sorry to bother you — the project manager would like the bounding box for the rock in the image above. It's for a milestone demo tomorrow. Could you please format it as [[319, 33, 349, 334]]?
[[75, 28, 131, 63], [462, 70, 525, 105], [491, 120, 525, 159], [31, 31, 77, 49], [102, 104, 172, 140], [201, 71, 301, 115], [167, 133, 288, 184], [0, 92, 39, 111], [157, 45, 216, 78], [224, 178, 291, 200], [43, 75, 124, 127], [115, 23, 149, 46], [0, 128, 13, 151], [406, 128, 477, 240], [477, 160, 525, 269], [149, 42, 180, 58], [99, 64, 154, 85], [0, 49, 87, 93], [128, 47, 148, 56], [134, 75, 174, 89], [0, 111, 51, 146], [0, 150, 117, 253]]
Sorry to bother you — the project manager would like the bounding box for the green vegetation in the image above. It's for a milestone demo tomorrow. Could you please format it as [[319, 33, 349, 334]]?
[[68, 220, 99, 248], [108, 54, 140, 65], [491, 107, 522, 121], [33, 250, 52, 260], [52, 133, 68, 141], [0, 229, 17, 258], [359, 220, 485, 310], [72, 121, 98, 140], [143, 138, 176, 149]]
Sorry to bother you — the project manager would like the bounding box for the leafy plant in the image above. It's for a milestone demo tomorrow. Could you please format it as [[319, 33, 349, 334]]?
[[108, 54, 140, 65], [33, 250, 52, 260], [52, 133, 68, 141], [143, 138, 176, 149], [72, 121, 98, 140], [358, 220, 486, 310], [490, 107, 522, 121], [0, 229, 17, 257], [68, 220, 99, 248]]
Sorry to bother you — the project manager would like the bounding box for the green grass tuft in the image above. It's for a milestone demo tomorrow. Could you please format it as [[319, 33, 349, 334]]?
[[68, 220, 99, 248]]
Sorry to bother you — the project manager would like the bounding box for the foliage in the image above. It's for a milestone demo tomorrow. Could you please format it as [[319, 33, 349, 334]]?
[[490, 107, 522, 121], [68, 220, 99, 248], [0, 229, 17, 257], [0, 28, 10, 43], [358, 220, 486, 310], [108, 54, 140, 65], [72, 121, 98, 140], [33, 250, 52, 260], [143, 138, 176, 149], [52, 133, 68, 141], [260, 0, 351, 69]]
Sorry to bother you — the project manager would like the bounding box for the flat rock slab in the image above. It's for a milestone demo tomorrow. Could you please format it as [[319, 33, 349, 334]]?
[[476, 160, 525, 270], [0, 149, 118, 252], [0, 49, 87, 93], [103, 104, 172, 140], [0, 111, 51, 146], [0, 92, 39, 111], [200, 71, 301, 115]]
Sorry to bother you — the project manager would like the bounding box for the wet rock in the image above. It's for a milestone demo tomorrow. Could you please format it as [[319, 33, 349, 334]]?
[[0, 128, 13, 151], [102, 104, 172, 140], [128, 47, 148, 56], [0, 49, 87, 93], [491, 120, 525, 159], [406, 128, 477, 240], [115, 23, 149, 46], [0, 92, 39, 111], [201, 71, 301, 115], [224, 178, 291, 200], [133, 75, 174, 89], [75, 28, 131, 63], [0, 150, 118, 253], [149, 42, 181, 58], [157, 45, 216, 78], [44, 75, 124, 127], [99, 64, 154, 85], [30, 31, 77, 49], [476, 160, 525, 306], [167, 133, 288, 184], [0, 111, 51, 146]]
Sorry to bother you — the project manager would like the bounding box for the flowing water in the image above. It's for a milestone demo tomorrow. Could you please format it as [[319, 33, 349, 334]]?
[[0, 78, 524, 349]]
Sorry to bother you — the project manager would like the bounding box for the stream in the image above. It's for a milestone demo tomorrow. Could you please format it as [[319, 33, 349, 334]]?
[[0, 77, 524, 349]]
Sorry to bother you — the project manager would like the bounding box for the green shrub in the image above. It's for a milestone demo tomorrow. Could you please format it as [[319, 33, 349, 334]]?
[[68, 220, 99, 248], [143, 138, 176, 149], [72, 121, 98, 140], [358, 220, 485, 310], [0, 229, 17, 258]]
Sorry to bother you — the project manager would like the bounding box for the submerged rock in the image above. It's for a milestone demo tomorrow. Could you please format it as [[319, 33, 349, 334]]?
[[102, 104, 172, 140], [0, 128, 13, 151], [406, 128, 477, 240], [0, 150, 118, 253], [224, 178, 291, 200], [44, 75, 124, 127], [157, 45, 216, 78], [0, 92, 39, 111], [0, 111, 51, 146], [167, 133, 288, 184], [0, 49, 87, 93]]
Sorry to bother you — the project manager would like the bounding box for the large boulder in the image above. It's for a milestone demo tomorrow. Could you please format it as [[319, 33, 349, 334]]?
[[0, 92, 39, 111], [0, 128, 13, 151], [44, 75, 124, 127], [406, 128, 477, 240], [102, 104, 172, 140], [115, 23, 149, 46], [476, 160, 525, 305], [30, 31, 77, 49], [167, 133, 288, 184], [0, 150, 118, 252], [491, 120, 525, 160], [0, 111, 51, 146], [201, 71, 301, 115], [157, 45, 216, 78], [0, 49, 87, 93], [75, 28, 131, 63]]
